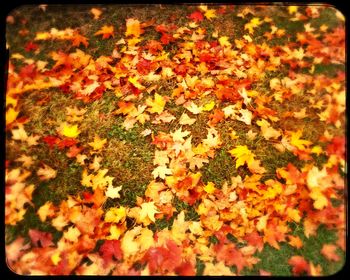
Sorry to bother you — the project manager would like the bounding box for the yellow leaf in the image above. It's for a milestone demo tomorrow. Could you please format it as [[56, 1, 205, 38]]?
[[218, 36, 231, 47], [229, 145, 255, 169], [311, 145, 323, 155], [290, 130, 312, 150], [51, 252, 61, 265], [107, 224, 124, 240], [62, 123, 80, 138], [139, 202, 159, 223], [88, 134, 107, 151], [287, 208, 301, 223], [64, 226, 81, 243], [256, 214, 269, 232], [105, 184, 123, 199], [244, 17, 262, 34], [105, 206, 127, 223], [201, 100, 215, 111], [309, 187, 328, 210], [204, 9, 217, 20], [146, 93, 166, 114], [204, 182, 216, 194], [6, 107, 19, 126], [288, 6, 298, 14], [128, 76, 145, 90], [37, 201, 55, 222], [125, 18, 143, 38]]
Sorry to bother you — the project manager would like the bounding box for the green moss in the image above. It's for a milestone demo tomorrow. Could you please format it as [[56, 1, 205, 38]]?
[[201, 148, 238, 186], [5, 206, 63, 245]]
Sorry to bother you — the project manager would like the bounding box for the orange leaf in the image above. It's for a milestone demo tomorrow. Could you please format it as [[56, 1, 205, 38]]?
[[288, 256, 310, 275], [94, 25, 114, 39], [321, 244, 341, 262]]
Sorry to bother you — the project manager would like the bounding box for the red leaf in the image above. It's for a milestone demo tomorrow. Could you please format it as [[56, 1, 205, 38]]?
[[175, 261, 195, 276], [143, 240, 182, 275], [24, 41, 39, 52], [160, 33, 175, 45], [326, 136, 345, 159], [99, 240, 123, 264], [42, 135, 60, 149], [57, 138, 77, 149], [288, 256, 310, 275], [243, 231, 264, 252], [214, 242, 247, 273], [28, 229, 54, 248], [188, 11, 204, 22]]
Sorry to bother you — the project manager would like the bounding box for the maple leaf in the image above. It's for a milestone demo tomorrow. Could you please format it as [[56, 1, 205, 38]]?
[[5, 107, 19, 125], [179, 113, 196, 125], [125, 18, 144, 37], [28, 229, 54, 247], [11, 124, 28, 141], [146, 93, 167, 114], [288, 256, 310, 275], [288, 235, 303, 249], [188, 11, 204, 22], [244, 17, 262, 34], [143, 239, 182, 275], [229, 145, 255, 169], [152, 165, 172, 179], [63, 226, 81, 243], [104, 206, 127, 224], [99, 240, 123, 264], [321, 244, 341, 262], [89, 155, 102, 171], [37, 164, 57, 181], [171, 127, 191, 142], [203, 261, 235, 276], [256, 119, 281, 140], [61, 123, 80, 138], [153, 150, 170, 166], [90, 8, 102, 19], [290, 130, 312, 150], [139, 201, 160, 223], [37, 201, 55, 222], [88, 134, 107, 151], [15, 154, 34, 168], [105, 184, 123, 199], [204, 181, 216, 194], [204, 9, 217, 20], [94, 25, 114, 39], [309, 187, 328, 210]]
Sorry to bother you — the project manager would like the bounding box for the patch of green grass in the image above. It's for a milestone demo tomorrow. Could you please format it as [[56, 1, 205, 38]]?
[[201, 148, 238, 186], [195, 258, 205, 276], [5, 206, 63, 245], [149, 216, 175, 232], [32, 161, 83, 207], [173, 196, 200, 221], [241, 222, 345, 276], [118, 181, 148, 207], [314, 63, 345, 77]]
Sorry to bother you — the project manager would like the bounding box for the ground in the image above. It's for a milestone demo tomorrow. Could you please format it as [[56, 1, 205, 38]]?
[[5, 4, 346, 276]]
